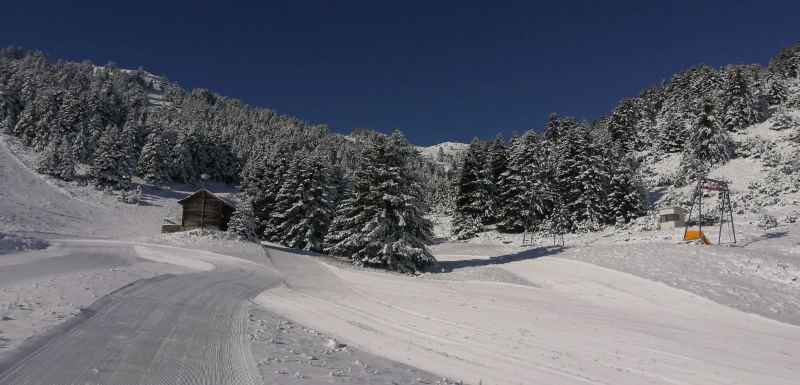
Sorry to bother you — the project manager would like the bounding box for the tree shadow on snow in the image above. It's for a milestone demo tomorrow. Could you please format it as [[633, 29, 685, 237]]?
[[432, 246, 566, 273], [260, 242, 328, 258], [763, 231, 789, 239]]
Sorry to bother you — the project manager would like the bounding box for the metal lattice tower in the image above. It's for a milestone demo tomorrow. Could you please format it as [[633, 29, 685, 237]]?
[[683, 177, 737, 244]]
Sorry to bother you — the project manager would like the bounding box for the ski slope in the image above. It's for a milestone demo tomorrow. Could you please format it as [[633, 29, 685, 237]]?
[[257, 246, 800, 385]]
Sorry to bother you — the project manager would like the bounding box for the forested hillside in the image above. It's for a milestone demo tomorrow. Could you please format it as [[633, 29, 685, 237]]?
[[2, 43, 799, 271], [0, 47, 442, 272], [448, 42, 800, 239]]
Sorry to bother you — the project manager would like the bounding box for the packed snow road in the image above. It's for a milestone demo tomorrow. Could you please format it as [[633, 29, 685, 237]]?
[[0, 240, 279, 385]]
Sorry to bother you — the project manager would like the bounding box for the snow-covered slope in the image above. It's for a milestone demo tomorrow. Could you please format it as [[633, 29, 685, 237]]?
[[416, 141, 468, 159], [644, 103, 800, 211], [258, 244, 800, 385]]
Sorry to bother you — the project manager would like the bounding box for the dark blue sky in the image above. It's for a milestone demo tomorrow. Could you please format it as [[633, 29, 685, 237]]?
[[1, 1, 798, 145]]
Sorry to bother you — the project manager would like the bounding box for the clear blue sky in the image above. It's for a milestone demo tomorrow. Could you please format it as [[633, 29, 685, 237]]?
[[1, 1, 798, 145]]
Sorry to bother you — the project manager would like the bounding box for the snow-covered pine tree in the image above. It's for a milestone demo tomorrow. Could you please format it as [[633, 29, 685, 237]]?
[[265, 153, 334, 251], [137, 130, 172, 183], [170, 132, 197, 183], [37, 137, 75, 180], [768, 42, 800, 80], [657, 112, 689, 152], [227, 195, 258, 241], [240, 152, 291, 234], [452, 138, 491, 239], [496, 132, 548, 232], [764, 73, 788, 106], [485, 134, 508, 223], [604, 145, 644, 225], [324, 131, 435, 272], [544, 199, 570, 244], [682, 99, 735, 180], [89, 124, 135, 189], [565, 126, 608, 230], [543, 113, 562, 142], [607, 98, 642, 152], [721, 68, 760, 131]]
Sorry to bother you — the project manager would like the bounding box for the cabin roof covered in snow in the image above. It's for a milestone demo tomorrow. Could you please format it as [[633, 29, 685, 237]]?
[[177, 189, 236, 208]]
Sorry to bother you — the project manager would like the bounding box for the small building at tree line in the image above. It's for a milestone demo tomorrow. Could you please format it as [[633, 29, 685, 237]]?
[[657, 207, 688, 230], [161, 190, 236, 233]]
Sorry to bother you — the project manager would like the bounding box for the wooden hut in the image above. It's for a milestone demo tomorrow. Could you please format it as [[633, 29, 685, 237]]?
[[161, 190, 235, 233]]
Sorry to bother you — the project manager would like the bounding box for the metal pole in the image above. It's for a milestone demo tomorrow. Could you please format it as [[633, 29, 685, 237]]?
[[698, 182, 703, 236], [718, 191, 724, 245], [201, 192, 207, 229], [684, 183, 698, 240], [727, 190, 737, 243]]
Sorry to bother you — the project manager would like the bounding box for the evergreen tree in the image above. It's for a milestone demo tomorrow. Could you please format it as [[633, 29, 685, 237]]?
[[607, 98, 641, 151], [170, 132, 197, 183], [227, 195, 258, 241], [682, 100, 735, 179], [485, 134, 508, 223], [768, 42, 800, 80], [496, 132, 548, 232], [452, 138, 491, 238], [764, 74, 788, 106], [240, 152, 291, 233], [657, 112, 689, 152], [265, 154, 334, 251], [563, 127, 608, 230], [721, 68, 760, 131], [137, 130, 172, 183], [90, 124, 135, 189], [605, 147, 644, 224], [324, 131, 434, 272], [37, 138, 75, 180], [543, 113, 562, 142]]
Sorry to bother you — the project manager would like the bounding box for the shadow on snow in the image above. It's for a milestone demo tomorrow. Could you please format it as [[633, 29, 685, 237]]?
[[431, 245, 566, 273]]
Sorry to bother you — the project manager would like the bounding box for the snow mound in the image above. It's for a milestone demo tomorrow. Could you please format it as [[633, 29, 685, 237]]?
[[0, 233, 49, 255]]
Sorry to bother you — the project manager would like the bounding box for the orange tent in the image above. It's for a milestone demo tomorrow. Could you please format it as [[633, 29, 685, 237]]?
[[684, 230, 711, 245]]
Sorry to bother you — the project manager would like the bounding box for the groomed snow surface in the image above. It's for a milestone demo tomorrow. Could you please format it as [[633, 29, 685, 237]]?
[[258, 239, 799, 385]]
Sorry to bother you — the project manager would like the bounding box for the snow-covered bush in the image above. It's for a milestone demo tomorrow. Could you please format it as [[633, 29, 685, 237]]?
[[757, 214, 779, 229], [574, 219, 603, 233], [633, 214, 656, 232], [761, 147, 784, 168], [769, 109, 799, 131], [783, 212, 798, 223], [451, 214, 483, 240], [735, 136, 773, 159], [653, 172, 678, 187], [0, 233, 49, 255], [747, 170, 792, 207], [119, 185, 143, 205], [660, 186, 690, 209], [784, 92, 800, 110]]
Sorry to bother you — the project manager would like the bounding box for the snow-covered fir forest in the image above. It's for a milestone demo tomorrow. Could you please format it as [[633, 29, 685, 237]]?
[[2, 43, 800, 272]]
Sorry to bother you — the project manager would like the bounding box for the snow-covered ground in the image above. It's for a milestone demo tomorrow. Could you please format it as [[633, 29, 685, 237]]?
[[257, 244, 800, 385], [430, 213, 800, 326]]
